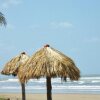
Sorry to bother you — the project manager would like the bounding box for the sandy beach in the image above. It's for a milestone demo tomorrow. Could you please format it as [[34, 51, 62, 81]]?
[[0, 93, 100, 100]]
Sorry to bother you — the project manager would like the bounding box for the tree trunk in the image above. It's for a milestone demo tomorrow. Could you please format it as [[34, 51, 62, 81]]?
[[21, 83, 26, 100], [46, 77, 52, 100]]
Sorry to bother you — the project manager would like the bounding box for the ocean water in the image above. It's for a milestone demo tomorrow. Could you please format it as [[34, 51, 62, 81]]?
[[0, 75, 100, 94]]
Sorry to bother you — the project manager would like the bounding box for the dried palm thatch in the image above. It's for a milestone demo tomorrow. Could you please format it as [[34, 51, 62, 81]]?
[[1, 52, 29, 100], [20, 44, 80, 82], [19, 44, 80, 100], [1, 52, 29, 76]]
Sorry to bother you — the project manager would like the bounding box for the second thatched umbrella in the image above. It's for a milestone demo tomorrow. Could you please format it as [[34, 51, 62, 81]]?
[[1, 52, 29, 100], [20, 44, 80, 100]]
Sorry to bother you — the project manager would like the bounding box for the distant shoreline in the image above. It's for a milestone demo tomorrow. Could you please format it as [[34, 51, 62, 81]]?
[[81, 74, 100, 77]]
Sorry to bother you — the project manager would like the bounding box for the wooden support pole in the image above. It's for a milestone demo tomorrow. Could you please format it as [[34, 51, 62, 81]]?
[[46, 77, 52, 100], [21, 83, 26, 100]]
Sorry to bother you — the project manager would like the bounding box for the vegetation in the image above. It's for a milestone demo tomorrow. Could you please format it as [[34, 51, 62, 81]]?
[[0, 12, 7, 26]]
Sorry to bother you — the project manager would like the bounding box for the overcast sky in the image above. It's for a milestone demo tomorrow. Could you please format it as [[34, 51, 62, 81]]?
[[0, 0, 100, 75]]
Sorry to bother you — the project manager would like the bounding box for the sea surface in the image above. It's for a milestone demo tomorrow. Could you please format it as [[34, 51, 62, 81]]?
[[0, 75, 100, 94]]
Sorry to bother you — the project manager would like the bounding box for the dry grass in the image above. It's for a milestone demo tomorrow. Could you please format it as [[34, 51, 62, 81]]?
[[1, 52, 29, 77], [19, 45, 80, 83]]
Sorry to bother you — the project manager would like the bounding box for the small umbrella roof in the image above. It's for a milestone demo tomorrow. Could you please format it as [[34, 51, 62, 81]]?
[[20, 45, 80, 83], [1, 52, 29, 77]]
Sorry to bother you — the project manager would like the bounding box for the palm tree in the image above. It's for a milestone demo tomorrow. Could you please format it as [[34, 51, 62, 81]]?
[[0, 12, 7, 26], [19, 44, 80, 100]]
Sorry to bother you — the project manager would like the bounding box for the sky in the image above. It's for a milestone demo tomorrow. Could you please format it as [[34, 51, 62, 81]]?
[[0, 0, 100, 75]]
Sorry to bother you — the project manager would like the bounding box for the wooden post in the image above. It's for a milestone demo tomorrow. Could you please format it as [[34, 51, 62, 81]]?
[[21, 83, 26, 100], [46, 77, 52, 100]]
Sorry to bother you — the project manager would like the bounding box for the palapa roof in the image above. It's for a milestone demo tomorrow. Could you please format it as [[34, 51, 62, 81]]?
[[1, 52, 29, 77], [20, 45, 80, 83]]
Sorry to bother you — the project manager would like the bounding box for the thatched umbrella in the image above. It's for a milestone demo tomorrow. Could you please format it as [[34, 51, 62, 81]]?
[[1, 52, 29, 100], [20, 44, 80, 100]]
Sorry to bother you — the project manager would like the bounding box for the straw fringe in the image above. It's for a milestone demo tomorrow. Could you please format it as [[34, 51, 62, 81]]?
[[1, 53, 29, 78], [1, 56, 20, 75]]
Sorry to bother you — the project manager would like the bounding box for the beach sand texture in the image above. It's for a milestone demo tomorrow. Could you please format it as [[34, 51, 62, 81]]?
[[0, 94, 100, 100]]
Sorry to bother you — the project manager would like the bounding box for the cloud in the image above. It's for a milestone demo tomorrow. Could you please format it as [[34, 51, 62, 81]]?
[[50, 22, 73, 29], [6, 23, 15, 30], [29, 21, 73, 32], [84, 37, 100, 43], [1, 0, 22, 9]]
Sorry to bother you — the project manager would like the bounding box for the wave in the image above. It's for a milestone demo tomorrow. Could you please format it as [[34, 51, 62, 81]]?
[[1, 85, 100, 90], [0, 76, 100, 94], [1, 86, 20, 89], [80, 77, 100, 80], [0, 78, 19, 82], [91, 80, 100, 83], [0, 76, 100, 85]]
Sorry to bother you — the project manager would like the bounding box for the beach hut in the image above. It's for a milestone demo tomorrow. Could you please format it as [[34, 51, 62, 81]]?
[[1, 52, 29, 100], [20, 44, 80, 100]]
